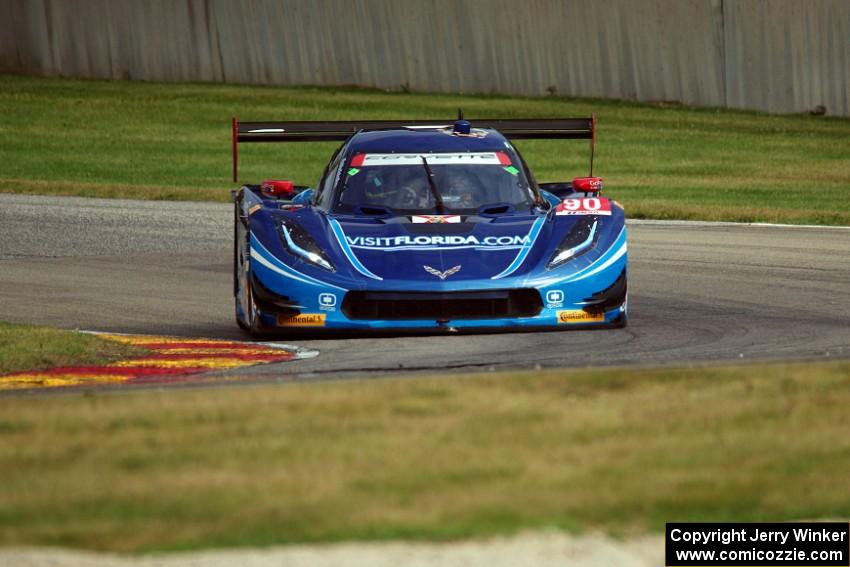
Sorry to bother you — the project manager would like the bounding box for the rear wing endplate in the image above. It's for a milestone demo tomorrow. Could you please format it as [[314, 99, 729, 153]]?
[[232, 115, 596, 183]]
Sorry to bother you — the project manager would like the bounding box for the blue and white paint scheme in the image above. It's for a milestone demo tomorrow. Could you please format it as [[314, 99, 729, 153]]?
[[233, 119, 627, 335]]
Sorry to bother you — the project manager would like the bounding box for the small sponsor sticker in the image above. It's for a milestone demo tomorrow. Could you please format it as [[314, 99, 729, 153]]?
[[557, 310, 605, 324], [277, 313, 326, 327], [545, 290, 564, 307], [318, 293, 337, 311], [503, 166, 519, 176], [347, 167, 360, 176], [411, 215, 462, 224], [555, 198, 612, 216], [248, 204, 262, 215]]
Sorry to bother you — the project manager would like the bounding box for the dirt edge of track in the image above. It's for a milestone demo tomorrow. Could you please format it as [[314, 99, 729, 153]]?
[[0, 531, 662, 567]]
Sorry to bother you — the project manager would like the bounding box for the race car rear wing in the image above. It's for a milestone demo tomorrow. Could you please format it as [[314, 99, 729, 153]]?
[[232, 115, 596, 182]]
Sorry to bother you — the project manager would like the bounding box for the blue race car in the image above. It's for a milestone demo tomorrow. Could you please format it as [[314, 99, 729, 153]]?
[[231, 116, 627, 336]]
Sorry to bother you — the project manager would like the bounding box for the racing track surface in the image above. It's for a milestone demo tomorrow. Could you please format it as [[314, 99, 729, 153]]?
[[1, 194, 849, 383]]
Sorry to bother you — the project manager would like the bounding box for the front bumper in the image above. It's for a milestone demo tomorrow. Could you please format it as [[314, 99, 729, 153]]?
[[248, 238, 628, 332]]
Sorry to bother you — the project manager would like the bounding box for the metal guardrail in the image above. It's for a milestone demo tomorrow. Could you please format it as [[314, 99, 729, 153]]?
[[2, 0, 847, 116]]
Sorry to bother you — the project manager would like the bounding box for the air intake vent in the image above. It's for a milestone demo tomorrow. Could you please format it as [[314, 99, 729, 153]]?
[[342, 290, 543, 320]]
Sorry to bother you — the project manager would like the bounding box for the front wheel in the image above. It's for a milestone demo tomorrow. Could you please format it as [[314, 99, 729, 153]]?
[[610, 289, 628, 328], [610, 311, 628, 329], [234, 206, 270, 337]]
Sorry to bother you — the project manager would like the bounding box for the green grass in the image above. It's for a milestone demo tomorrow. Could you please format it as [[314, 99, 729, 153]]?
[[1, 75, 849, 224], [1, 361, 849, 552], [0, 321, 143, 375]]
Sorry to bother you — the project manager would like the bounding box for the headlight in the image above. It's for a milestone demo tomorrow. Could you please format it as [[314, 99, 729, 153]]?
[[279, 219, 335, 272], [547, 217, 599, 269]]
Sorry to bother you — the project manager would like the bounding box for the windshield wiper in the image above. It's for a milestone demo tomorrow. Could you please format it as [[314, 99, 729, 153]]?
[[421, 156, 446, 214]]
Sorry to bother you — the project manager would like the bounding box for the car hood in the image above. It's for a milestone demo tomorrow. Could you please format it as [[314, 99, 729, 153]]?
[[330, 215, 546, 282]]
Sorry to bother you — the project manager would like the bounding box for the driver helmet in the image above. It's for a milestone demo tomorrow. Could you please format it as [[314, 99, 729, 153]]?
[[395, 171, 432, 208], [443, 169, 479, 208]]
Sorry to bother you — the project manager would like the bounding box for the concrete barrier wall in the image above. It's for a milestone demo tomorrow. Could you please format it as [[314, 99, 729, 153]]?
[[1, 0, 847, 116]]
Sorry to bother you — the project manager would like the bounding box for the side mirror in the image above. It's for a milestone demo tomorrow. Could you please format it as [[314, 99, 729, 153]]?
[[291, 188, 314, 204], [538, 182, 574, 199], [572, 177, 603, 194], [260, 179, 296, 198]]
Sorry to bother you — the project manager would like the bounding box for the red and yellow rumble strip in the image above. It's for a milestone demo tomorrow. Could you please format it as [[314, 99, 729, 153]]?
[[0, 334, 299, 391]]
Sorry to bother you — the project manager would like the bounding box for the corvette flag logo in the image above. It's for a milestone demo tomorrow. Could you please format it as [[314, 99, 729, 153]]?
[[411, 215, 462, 224]]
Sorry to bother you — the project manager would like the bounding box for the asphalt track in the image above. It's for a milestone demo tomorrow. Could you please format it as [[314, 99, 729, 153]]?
[[1, 194, 849, 383]]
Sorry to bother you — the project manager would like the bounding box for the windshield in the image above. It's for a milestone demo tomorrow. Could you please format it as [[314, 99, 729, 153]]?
[[334, 151, 536, 214]]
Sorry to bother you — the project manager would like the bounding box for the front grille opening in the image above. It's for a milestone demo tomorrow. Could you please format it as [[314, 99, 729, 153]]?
[[342, 289, 543, 320]]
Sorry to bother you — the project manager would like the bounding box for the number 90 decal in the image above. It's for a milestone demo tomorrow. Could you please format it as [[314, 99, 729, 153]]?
[[555, 197, 612, 216]]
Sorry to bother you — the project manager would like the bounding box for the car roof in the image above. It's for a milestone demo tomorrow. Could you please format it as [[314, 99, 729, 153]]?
[[347, 127, 512, 154]]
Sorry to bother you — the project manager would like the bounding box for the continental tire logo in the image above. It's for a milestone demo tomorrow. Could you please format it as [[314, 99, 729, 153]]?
[[277, 313, 326, 327], [557, 310, 604, 324]]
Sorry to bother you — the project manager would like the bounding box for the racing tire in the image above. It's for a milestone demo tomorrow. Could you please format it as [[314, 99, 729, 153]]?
[[610, 311, 628, 329], [234, 204, 271, 338], [610, 288, 629, 329]]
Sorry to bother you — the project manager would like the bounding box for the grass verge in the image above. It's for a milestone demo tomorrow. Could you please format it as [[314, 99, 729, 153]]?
[[1, 75, 849, 224], [1, 360, 849, 552], [0, 322, 143, 375]]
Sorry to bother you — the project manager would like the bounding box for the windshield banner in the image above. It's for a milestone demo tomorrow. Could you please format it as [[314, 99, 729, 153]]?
[[351, 152, 509, 167]]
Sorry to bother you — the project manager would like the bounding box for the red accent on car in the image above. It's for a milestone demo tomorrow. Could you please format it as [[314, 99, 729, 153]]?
[[350, 153, 365, 167], [496, 151, 512, 165], [260, 180, 296, 198], [554, 197, 612, 216], [572, 176, 604, 193]]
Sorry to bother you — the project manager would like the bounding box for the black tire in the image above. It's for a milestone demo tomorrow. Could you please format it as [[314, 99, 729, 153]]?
[[243, 278, 270, 337], [233, 203, 246, 329], [233, 203, 269, 337], [610, 286, 629, 328], [610, 311, 628, 329]]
